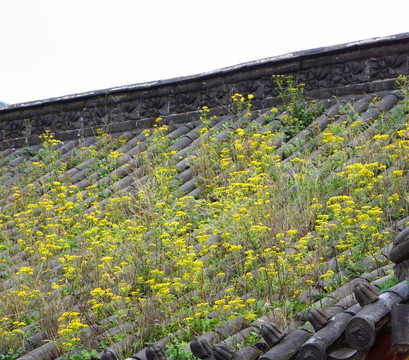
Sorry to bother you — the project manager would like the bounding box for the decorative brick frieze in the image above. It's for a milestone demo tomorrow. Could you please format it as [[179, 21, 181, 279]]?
[[1, 33, 409, 150]]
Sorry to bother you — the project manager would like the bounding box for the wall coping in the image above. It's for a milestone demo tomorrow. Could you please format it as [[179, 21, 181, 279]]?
[[2, 32, 409, 112], [0, 32, 408, 149]]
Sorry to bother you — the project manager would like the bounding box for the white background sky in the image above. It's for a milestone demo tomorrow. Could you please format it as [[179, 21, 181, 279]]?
[[1, 0, 408, 105]]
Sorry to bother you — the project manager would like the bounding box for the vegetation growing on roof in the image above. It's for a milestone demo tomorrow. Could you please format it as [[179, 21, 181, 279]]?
[[0, 75, 409, 358], [272, 75, 325, 136]]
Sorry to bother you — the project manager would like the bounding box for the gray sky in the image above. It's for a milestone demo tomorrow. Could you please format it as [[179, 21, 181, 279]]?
[[1, 0, 408, 105]]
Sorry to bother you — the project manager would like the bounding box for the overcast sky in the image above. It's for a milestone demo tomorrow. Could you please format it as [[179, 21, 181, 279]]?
[[1, 0, 408, 105]]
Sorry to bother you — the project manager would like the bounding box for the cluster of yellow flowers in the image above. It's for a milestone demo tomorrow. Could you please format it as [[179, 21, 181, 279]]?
[[0, 84, 409, 355]]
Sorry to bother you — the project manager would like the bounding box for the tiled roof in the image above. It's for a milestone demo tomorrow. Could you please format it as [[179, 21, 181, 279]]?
[[1, 34, 409, 360]]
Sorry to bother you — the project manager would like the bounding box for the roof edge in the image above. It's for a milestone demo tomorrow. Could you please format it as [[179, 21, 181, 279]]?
[[1, 32, 409, 149], [2, 32, 409, 111]]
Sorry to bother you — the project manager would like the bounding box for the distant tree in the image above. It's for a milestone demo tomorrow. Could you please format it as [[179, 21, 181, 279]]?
[[0, 101, 7, 107]]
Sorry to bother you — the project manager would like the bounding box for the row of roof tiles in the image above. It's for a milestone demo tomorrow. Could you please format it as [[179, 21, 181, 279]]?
[[1, 86, 409, 360]]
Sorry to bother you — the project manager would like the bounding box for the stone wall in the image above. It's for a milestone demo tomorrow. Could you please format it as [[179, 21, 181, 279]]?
[[1, 33, 409, 150]]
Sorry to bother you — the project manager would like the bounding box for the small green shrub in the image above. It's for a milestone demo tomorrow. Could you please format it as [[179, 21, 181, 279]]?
[[166, 337, 195, 360], [272, 75, 324, 136]]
